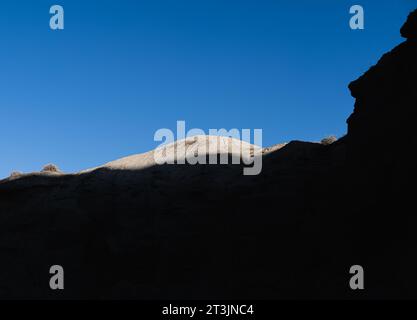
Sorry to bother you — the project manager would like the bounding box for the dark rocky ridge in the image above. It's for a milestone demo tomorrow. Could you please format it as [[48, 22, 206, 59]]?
[[0, 9, 416, 299]]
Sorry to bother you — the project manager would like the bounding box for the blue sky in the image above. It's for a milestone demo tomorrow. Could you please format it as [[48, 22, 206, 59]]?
[[0, 0, 415, 177]]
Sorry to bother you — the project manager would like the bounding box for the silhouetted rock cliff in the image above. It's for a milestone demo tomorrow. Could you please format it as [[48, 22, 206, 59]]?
[[0, 9, 416, 299], [343, 8, 417, 298], [348, 8, 417, 171], [401, 9, 417, 39]]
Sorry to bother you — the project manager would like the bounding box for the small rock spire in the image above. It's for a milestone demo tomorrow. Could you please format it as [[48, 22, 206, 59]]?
[[400, 9, 417, 39]]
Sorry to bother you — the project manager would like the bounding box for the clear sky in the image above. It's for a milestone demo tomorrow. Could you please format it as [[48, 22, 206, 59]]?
[[0, 0, 415, 177]]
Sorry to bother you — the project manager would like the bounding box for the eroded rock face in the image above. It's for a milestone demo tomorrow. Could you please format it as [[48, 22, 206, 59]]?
[[343, 9, 417, 297], [0, 9, 416, 300], [347, 10, 417, 172]]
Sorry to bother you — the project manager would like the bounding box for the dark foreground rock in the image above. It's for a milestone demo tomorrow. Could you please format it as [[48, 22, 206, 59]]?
[[0, 9, 416, 299]]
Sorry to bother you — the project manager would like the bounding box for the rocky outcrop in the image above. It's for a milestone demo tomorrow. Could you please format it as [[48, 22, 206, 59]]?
[[0, 9, 416, 300], [347, 8, 417, 171], [401, 9, 417, 39], [342, 8, 417, 298]]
